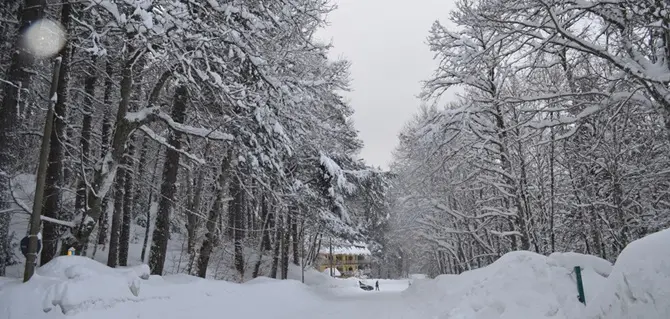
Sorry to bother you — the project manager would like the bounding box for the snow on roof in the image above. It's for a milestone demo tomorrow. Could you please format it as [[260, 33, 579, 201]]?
[[320, 244, 371, 255]]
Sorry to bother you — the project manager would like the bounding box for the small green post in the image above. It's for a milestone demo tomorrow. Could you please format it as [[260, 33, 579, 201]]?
[[574, 266, 586, 305]]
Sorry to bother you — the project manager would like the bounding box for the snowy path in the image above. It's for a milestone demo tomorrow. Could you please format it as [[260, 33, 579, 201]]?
[[53, 279, 428, 319], [311, 291, 427, 319], [289, 280, 434, 319]]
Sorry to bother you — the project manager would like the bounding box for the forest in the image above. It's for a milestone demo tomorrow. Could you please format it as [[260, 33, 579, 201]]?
[[2, 0, 670, 282], [0, 0, 391, 280], [386, 0, 670, 277]]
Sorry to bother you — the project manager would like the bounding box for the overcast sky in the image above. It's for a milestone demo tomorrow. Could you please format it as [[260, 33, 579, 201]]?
[[316, 0, 457, 170]]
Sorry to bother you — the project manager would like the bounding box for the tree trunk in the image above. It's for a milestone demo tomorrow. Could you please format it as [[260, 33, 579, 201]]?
[[270, 213, 282, 279], [306, 232, 321, 266], [196, 154, 231, 278], [103, 53, 135, 267], [40, 0, 73, 265], [186, 142, 208, 263], [63, 125, 75, 187], [185, 172, 194, 253], [149, 85, 188, 275], [195, 198, 218, 278], [196, 201, 218, 278], [134, 136, 149, 214], [141, 146, 161, 263], [96, 61, 115, 246], [261, 196, 273, 251], [291, 211, 300, 265], [119, 147, 135, 266], [118, 53, 147, 266], [74, 63, 132, 250], [74, 56, 97, 226], [107, 167, 126, 267], [549, 112, 556, 252], [231, 174, 245, 278], [252, 204, 272, 278], [72, 49, 168, 252], [281, 213, 290, 279]]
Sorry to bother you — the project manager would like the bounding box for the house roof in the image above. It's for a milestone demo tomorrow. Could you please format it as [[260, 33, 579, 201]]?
[[319, 244, 371, 256]]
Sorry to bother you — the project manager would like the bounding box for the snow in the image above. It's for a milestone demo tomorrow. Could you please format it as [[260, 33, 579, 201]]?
[[0, 256, 147, 317], [126, 108, 234, 142], [409, 273, 428, 280], [319, 152, 357, 195], [583, 228, 670, 319], [40, 215, 76, 228], [548, 252, 613, 278], [318, 244, 371, 255], [402, 251, 610, 319], [154, 111, 234, 141], [0, 257, 331, 319], [321, 267, 341, 277], [1, 229, 669, 319], [90, 0, 126, 25], [139, 126, 206, 164], [125, 107, 158, 122]]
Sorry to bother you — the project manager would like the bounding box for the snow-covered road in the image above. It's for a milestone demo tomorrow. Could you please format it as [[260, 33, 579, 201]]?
[[313, 292, 427, 319], [289, 280, 433, 319], [73, 279, 427, 319]]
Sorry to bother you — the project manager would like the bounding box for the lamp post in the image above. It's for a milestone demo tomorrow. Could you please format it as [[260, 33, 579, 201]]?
[[24, 57, 62, 282]]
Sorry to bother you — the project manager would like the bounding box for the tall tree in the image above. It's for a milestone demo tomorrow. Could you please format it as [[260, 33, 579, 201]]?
[[149, 85, 188, 275]]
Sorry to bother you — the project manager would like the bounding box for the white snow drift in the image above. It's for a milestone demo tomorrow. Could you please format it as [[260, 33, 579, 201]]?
[[403, 251, 610, 319], [402, 228, 670, 319], [1, 228, 669, 319], [583, 228, 670, 319]]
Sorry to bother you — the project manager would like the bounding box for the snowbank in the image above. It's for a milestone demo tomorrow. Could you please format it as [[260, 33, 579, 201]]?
[[403, 251, 610, 319], [584, 228, 670, 319], [410, 273, 428, 280], [0, 257, 325, 319], [549, 252, 612, 278], [0, 256, 150, 317], [321, 267, 341, 277], [286, 263, 358, 289]]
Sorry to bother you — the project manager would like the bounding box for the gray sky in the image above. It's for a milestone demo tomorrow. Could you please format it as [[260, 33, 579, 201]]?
[[317, 0, 457, 170]]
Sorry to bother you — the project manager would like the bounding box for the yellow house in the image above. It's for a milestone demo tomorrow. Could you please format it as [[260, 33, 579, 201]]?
[[317, 243, 372, 277]]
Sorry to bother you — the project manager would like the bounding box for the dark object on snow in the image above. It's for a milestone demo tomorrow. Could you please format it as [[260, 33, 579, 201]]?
[[375, 280, 379, 291], [359, 281, 373, 291]]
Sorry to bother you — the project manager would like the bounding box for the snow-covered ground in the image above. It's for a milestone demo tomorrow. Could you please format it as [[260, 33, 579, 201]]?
[[0, 257, 417, 319], [2, 203, 669, 319]]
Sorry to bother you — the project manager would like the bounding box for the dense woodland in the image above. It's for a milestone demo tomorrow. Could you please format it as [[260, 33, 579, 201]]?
[[2, 0, 670, 281], [386, 0, 670, 277], [0, 0, 392, 279]]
